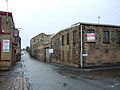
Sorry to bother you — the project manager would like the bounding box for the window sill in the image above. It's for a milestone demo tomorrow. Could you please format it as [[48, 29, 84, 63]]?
[[102, 42, 111, 44]]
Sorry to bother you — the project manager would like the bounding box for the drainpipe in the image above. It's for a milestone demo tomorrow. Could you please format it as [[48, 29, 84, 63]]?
[[80, 24, 83, 68], [71, 22, 83, 68]]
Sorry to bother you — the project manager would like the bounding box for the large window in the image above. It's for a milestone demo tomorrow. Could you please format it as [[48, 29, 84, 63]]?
[[116, 31, 120, 44], [103, 31, 110, 43]]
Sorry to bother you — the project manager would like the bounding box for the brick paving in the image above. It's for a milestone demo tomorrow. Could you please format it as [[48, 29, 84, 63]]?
[[0, 61, 28, 90]]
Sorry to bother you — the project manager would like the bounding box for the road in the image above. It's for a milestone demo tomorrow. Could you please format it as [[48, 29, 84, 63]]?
[[22, 52, 120, 90]]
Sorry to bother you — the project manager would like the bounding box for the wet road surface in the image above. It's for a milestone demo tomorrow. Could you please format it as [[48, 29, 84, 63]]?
[[22, 53, 120, 90], [0, 59, 28, 90]]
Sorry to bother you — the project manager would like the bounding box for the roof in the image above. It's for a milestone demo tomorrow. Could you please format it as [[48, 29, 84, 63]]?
[[31, 33, 52, 40], [0, 11, 12, 16], [72, 22, 120, 28]]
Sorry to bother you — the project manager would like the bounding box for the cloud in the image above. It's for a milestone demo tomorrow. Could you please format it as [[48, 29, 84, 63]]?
[[1, 0, 120, 48]]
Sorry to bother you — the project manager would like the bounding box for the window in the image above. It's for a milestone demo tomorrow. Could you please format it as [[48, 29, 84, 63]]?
[[37, 39, 39, 42], [116, 31, 120, 44], [41, 35, 43, 38], [34, 39, 36, 42], [73, 30, 76, 44], [66, 33, 69, 45], [103, 31, 110, 43], [62, 35, 64, 45], [0, 17, 2, 32]]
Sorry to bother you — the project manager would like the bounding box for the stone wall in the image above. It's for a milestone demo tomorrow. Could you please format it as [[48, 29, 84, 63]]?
[[51, 23, 120, 67], [30, 22, 120, 68], [51, 26, 80, 67], [83, 24, 120, 67]]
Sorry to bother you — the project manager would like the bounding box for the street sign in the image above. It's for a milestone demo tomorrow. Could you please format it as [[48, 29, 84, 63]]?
[[82, 54, 88, 56], [49, 49, 53, 53]]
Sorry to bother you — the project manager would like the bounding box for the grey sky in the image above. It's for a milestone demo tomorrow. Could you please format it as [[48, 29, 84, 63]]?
[[0, 0, 120, 48]]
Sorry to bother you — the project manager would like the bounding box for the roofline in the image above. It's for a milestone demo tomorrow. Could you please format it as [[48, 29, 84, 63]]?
[[0, 11, 12, 16], [72, 22, 120, 28], [31, 33, 52, 40], [51, 22, 120, 39]]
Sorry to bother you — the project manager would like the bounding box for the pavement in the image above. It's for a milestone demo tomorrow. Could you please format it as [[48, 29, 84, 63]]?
[[0, 61, 28, 90], [49, 61, 120, 71]]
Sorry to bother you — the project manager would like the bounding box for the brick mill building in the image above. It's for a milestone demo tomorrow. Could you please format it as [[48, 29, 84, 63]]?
[[30, 33, 52, 61], [0, 11, 21, 70], [51, 22, 120, 68], [30, 22, 120, 68]]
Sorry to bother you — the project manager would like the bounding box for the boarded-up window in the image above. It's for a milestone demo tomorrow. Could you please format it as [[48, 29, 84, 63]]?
[[103, 31, 110, 43]]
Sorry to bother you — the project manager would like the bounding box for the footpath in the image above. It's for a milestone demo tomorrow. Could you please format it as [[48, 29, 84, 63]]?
[[0, 60, 28, 90]]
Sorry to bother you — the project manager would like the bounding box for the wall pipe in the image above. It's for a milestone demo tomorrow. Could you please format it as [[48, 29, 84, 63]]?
[[80, 24, 83, 68]]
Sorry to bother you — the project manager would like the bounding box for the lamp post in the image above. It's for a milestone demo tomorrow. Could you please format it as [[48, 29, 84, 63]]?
[[98, 16, 100, 24]]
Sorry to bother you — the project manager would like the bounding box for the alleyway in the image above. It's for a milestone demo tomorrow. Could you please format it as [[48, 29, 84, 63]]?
[[23, 53, 101, 90], [0, 52, 120, 90]]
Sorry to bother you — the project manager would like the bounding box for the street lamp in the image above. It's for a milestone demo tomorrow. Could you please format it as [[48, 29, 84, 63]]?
[[98, 16, 100, 24]]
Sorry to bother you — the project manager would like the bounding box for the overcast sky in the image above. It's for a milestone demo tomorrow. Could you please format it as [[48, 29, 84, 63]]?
[[0, 0, 120, 48]]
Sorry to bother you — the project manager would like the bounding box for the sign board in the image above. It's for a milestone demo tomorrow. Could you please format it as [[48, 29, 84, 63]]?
[[87, 33, 95, 42], [13, 29, 19, 37], [3, 40, 10, 52], [49, 49, 53, 53], [82, 54, 88, 56]]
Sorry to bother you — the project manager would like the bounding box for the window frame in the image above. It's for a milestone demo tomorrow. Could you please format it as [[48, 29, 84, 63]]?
[[66, 33, 69, 45]]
